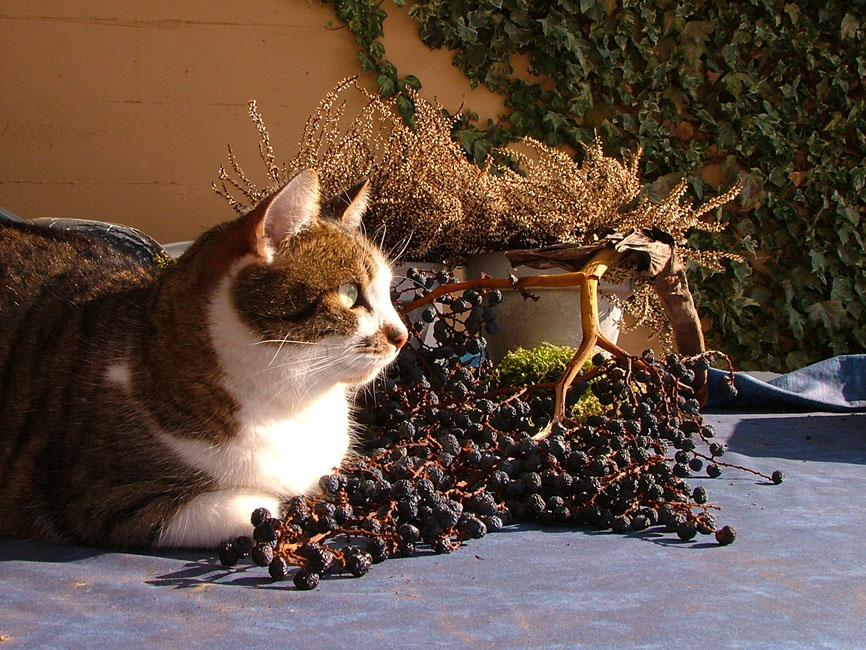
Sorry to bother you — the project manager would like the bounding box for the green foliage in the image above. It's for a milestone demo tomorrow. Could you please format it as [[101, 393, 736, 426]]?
[[319, 0, 866, 370], [321, 0, 421, 125], [494, 343, 602, 421]]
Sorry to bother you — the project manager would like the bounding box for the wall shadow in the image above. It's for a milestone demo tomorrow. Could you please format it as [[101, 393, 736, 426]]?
[[725, 413, 866, 464]]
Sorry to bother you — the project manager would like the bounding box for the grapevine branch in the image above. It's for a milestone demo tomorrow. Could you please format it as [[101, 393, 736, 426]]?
[[545, 246, 624, 437], [397, 270, 590, 315]]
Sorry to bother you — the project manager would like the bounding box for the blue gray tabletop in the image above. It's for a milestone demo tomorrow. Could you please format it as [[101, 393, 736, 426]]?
[[2, 358, 865, 649]]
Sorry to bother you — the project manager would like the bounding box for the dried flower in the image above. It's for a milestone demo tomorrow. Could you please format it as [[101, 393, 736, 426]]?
[[213, 78, 742, 343]]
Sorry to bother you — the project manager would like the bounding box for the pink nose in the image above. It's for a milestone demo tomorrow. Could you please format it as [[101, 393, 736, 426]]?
[[386, 326, 408, 349]]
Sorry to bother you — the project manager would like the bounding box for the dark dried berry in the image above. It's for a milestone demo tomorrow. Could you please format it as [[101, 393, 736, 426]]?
[[251, 543, 274, 567], [233, 535, 253, 558], [715, 525, 737, 546], [250, 507, 272, 528], [365, 537, 390, 563], [345, 550, 373, 577], [268, 556, 290, 581], [676, 521, 698, 541], [293, 570, 320, 590], [457, 514, 488, 539], [297, 543, 336, 573], [218, 540, 240, 567], [319, 473, 345, 495]]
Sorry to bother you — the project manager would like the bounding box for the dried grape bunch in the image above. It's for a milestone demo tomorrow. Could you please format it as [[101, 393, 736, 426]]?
[[217, 269, 781, 589]]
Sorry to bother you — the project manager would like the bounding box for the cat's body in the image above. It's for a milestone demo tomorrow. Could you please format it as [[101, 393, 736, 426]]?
[[0, 170, 407, 548]]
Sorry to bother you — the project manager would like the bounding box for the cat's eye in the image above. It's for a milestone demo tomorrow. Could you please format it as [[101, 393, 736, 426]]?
[[337, 282, 361, 309]]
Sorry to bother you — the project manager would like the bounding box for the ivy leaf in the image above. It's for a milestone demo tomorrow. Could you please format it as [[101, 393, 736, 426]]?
[[785, 350, 815, 370], [396, 94, 416, 127], [485, 61, 512, 89], [377, 74, 397, 98], [402, 74, 422, 91], [806, 300, 846, 333], [753, 113, 778, 138], [783, 302, 806, 340], [369, 40, 385, 60], [850, 166, 865, 192], [735, 218, 756, 237], [831, 276, 855, 303], [379, 61, 398, 78], [456, 17, 478, 43], [808, 250, 826, 278], [841, 13, 860, 40], [543, 111, 566, 131], [358, 50, 377, 72], [720, 72, 747, 98]]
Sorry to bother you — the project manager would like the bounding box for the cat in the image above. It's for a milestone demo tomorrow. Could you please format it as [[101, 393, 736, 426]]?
[[0, 169, 408, 549]]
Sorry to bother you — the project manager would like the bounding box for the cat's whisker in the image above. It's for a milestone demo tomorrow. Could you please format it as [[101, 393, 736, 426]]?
[[252, 338, 319, 347], [388, 232, 413, 265], [268, 333, 289, 367], [371, 223, 388, 250], [243, 345, 353, 402]]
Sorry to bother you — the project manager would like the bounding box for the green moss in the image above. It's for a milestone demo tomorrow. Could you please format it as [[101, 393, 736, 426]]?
[[493, 342, 602, 423]]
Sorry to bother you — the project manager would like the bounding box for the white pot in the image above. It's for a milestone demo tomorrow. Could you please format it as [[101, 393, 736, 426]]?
[[458, 251, 632, 364], [163, 241, 193, 258]]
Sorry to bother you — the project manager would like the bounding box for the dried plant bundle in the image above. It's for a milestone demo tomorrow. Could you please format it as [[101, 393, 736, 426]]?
[[213, 78, 742, 342]]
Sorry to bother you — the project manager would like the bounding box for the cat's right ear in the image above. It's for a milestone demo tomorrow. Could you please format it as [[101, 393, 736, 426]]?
[[320, 180, 370, 230], [245, 169, 321, 261]]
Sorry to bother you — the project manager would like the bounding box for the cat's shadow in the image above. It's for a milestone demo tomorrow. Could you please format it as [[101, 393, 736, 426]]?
[[0, 535, 239, 587], [0, 535, 356, 590], [0, 535, 205, 563], [0, 536, 110, 563]]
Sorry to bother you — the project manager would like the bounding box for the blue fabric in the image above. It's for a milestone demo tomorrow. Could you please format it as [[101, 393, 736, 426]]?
[[706, 354, 866, 412], [2, 412, 866, 648]]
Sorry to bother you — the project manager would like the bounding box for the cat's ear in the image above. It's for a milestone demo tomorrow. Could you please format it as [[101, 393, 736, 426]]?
[[248, 169, 321, 260], [321, 180, 370, 230]]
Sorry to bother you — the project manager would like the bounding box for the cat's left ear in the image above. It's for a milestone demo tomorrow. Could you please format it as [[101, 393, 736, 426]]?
[[249, 169, 320, 260], [321, 180, 371, 230]]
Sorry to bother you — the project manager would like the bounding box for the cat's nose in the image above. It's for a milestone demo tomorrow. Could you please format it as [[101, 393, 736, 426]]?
[[386, 325, 408, 350]]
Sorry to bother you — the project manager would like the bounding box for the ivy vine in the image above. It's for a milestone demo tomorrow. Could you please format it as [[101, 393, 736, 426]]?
[[318, 0, 866, 372]]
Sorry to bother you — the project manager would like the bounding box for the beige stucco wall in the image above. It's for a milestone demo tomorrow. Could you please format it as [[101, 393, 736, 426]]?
[[0, 0, 503, 244]]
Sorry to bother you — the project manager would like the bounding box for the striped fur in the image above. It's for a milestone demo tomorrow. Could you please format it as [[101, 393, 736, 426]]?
[[0, 171, 407, 548]]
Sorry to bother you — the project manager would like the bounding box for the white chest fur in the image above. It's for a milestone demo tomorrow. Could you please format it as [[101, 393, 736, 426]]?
[[159, 384, 351, 496]]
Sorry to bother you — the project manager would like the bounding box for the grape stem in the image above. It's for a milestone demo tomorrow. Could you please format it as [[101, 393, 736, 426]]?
[[397, 271, 591, 315]]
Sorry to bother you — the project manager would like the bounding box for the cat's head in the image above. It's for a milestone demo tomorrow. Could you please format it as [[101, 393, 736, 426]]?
[[195, 170, 408, 393]]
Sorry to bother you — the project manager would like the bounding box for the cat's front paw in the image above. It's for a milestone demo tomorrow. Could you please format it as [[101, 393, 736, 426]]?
[[156, 489, 281, 548]]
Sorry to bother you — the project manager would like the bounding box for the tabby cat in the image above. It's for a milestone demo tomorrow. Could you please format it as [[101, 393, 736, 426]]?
[[0, 169, 408, 548]]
